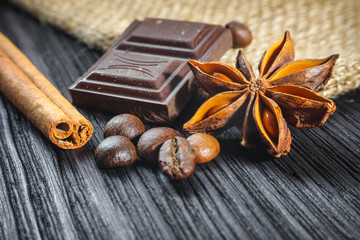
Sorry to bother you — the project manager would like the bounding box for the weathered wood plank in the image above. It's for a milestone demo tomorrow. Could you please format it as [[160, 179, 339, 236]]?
[[0, 2, 360, 240]]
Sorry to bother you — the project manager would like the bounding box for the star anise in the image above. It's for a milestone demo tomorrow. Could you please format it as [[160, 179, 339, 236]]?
[[183, 31, 339, 157]]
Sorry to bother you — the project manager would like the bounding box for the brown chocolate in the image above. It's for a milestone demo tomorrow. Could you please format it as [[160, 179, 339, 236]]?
[[69, 18, 232, 123]]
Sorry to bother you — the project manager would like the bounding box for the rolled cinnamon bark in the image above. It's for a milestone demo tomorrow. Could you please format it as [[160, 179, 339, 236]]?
[[0, 33, 93, 149]]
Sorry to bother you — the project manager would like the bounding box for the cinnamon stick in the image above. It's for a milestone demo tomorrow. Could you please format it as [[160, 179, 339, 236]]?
[[0, 32, 93, 149]]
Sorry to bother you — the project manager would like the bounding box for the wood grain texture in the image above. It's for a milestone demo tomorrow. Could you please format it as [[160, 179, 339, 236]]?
[[0, 2, 360, 239]]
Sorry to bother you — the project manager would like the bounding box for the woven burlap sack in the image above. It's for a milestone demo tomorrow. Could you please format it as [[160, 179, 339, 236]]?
[[10, 0, 360, 98]]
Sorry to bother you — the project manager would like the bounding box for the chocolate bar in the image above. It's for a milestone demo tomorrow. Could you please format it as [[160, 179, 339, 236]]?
[[69, 18, 232, 123]]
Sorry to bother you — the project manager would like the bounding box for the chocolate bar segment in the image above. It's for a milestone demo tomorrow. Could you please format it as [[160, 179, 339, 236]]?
[[74, 52, 187, 101], [69, 18, 232, 123], [127, 19, 208, 49]]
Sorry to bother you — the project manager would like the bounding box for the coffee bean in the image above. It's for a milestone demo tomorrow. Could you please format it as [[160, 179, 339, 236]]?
[[225, 21, 252, 48], [103, 114, 145, 141], [159, 136, 196, 180], [95, 136, 137, 169], [137, 127, 181, 163], [187, 133, 220, 164]]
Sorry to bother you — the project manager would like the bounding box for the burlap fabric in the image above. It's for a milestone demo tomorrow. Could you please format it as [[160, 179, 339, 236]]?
[[9, 0, 360, 98]]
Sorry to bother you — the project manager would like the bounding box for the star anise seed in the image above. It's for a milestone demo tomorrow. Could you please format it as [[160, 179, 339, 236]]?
[[183, 31, 338, 157]]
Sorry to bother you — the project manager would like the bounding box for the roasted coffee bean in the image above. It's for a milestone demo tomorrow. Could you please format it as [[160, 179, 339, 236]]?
[[95, 136, 137, 169], [225, 21, 252, 48], [187, 133, 220, 164], [159, 136, 196, 180], [137, 127, 181, 163], [103, 114, 145, 141]]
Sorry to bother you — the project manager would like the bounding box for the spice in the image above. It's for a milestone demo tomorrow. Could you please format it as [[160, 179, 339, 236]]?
[[183, 31, 338, 157], [0, 33, 93, 149]]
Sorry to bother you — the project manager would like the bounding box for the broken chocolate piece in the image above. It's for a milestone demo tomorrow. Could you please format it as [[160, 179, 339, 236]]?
[[69, 18, 232, 123]]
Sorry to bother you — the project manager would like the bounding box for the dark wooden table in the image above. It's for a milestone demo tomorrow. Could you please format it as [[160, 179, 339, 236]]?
[[1, 2, 360, 239]]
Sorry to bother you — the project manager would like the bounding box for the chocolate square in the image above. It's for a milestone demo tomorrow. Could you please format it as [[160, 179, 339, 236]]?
[[69, 18, 232, 122]]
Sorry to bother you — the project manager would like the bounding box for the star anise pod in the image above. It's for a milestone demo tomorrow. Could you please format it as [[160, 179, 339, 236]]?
[[183, 31, 339, 157]]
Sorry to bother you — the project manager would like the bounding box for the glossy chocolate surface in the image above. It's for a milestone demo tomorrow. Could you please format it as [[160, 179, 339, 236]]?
[[69, 18, 232, 123]]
